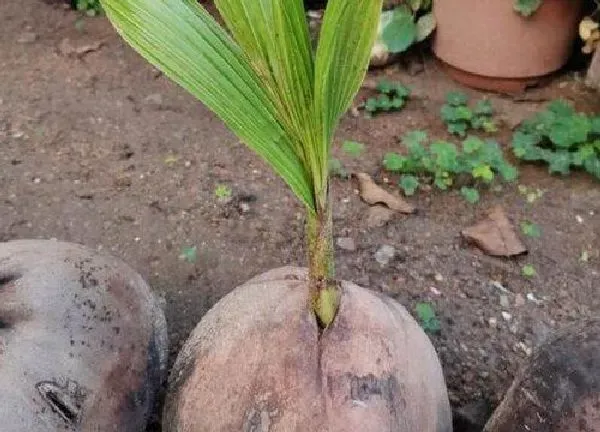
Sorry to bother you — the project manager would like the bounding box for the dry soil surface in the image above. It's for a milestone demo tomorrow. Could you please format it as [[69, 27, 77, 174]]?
[[1, 1, 599, 430]]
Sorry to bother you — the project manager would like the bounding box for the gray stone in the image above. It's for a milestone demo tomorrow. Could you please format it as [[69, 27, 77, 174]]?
[[586, 48, 600, 90], [17, 32, 38, 44], [0, 240, 168, 431], [143, 93, 163, 108], [335, 237, 356, 251], [374, 244, 396, 266]]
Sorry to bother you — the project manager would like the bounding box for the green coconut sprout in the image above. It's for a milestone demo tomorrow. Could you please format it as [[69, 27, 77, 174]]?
[[100, 0, 383, 326]]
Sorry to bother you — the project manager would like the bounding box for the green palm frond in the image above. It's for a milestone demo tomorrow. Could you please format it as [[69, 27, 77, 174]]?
[[100, 0, 382, 212]]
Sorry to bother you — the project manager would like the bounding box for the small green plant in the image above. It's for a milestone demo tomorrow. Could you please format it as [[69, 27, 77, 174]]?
[[341, 140, 365, 157], [214, 184, 232, 200], [512, 100, 600, 179], [383, 132, 517, 202], [180, 245, 198, 263], [329, 158, 348, 179], [513, 0, 542, 17], [415, 302, 441, 334], [364, 80, 411, 116], [520, 220, 541, 238], [375, 1, 436, 56], [441, 92, 497, 137], [75, 0, 103, 16], [329, 140, 366, 179], [521, 263, 537, 278], [518, 184, 545, 204], [460, 187, 480, 204]]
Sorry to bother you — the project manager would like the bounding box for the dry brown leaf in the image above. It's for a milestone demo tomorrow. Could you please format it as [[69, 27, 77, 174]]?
[[461, 206, 527, 257], [356, 173, 415, 214]]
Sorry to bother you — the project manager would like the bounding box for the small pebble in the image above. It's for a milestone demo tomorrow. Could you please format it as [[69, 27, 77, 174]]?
[[374, 245, 395, 266], [239, 202, 250, 213], [488, 317, 498, 329], [336, 237, 356, 252], [17, 32, 38, 44], [501, 311, 512, 322], [527, 292, 543, 305], [514, 293, 526, 307], [430, 286, 441, 296], [499, 295, 509, 308], [143, 93, 163, 107], [434, 273, 444, 282]]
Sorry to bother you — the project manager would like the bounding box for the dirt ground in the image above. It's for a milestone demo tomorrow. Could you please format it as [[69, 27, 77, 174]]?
[[1, 1, 599, 429]]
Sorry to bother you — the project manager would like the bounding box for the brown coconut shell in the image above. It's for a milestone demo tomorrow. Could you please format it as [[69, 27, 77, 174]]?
[[163, 267, 451, 432], [484, 318, 600, 432], [0, 240, 168, 432]]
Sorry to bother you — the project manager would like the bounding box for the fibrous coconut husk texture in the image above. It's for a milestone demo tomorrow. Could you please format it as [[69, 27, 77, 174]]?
[[164, 267, 452, 432]]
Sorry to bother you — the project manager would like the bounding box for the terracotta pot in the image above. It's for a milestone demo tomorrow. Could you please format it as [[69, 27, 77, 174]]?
[[433, 0, 584, 92], [163, 267, 452, 432]]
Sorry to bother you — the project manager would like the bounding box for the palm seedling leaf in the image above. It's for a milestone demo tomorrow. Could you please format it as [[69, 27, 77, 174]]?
[[100, 0, 382, 212]]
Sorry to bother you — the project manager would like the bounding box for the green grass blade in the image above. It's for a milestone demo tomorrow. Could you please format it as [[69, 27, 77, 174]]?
[[314, 0, 383, 200], [100, 0, 315, 210]]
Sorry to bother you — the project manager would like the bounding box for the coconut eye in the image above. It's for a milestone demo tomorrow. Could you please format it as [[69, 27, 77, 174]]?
[[0, 272, 27, 329]]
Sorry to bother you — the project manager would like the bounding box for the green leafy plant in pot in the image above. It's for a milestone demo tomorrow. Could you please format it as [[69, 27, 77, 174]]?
[[100, 0, 452, 430], [371, 0, 436, 67]]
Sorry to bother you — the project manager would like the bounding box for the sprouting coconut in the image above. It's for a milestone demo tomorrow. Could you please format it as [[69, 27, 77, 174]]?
[[99, 0, 452, 430]]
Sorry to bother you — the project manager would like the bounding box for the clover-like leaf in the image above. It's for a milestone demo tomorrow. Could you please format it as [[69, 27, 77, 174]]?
[[463, 136, 484, 154], [381, 5, 417, 54], [393, 83, 411, 98], [329, 158, 348, 179], [520, 220, 541, 238], [472, 164, 494, 182], [473, 99, 494, 116], [431, 141, 459, 171], [548, 114, 591, 148], [513, 0, 542, 17], [342, 140, 365, 157], [584, 157, 600, 179], [461, 186, 480, 204], [376, 79, 394, 94], [390, 96, 406, 109], [383, 152, 407, 172], [547, 99, 575, 116], [498, 163, 519, 182], [448, 121, 468, 137], [445, 91, 469, 106], [512, 131, 543, 160], [415, 302, 441, 334], [547, 152, 572, 175], [522, 264, 537, 278], [399, 175, 420, 196]]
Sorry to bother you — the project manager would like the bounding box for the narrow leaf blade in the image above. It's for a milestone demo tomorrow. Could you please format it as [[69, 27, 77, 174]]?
[[100, 0, 315, 209]]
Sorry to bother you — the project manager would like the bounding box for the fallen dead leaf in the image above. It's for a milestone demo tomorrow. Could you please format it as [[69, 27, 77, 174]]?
[[461, 206, 527, 257], [356, 173, 415, 214]]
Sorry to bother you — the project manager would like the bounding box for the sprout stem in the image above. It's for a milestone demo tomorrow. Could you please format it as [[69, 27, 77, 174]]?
[[306, 189, 339, 327]]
